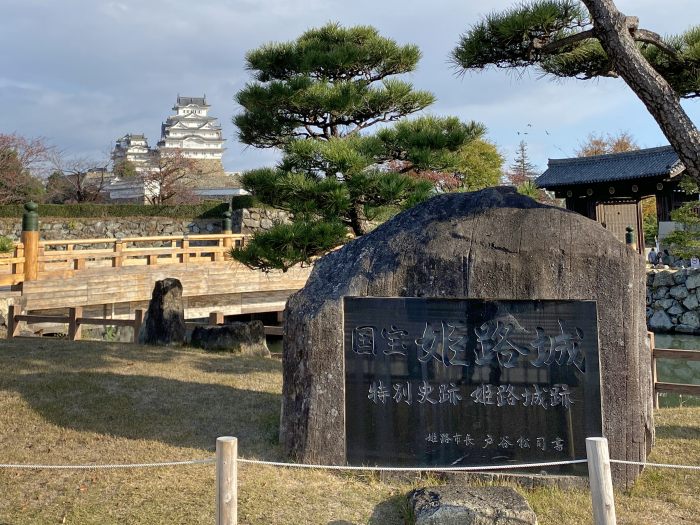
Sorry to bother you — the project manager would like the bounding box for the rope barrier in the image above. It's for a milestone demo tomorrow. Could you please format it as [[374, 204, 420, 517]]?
[[610, 459, 700, 471], [0, 458, 215, 470], [235, 458, 587, 471], [0, 457, 698, 472]]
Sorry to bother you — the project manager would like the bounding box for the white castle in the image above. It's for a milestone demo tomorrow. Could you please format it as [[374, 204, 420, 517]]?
[[111, 133, 153, 172], [157, 96, 225, 160], [111, 95, 226, 166]]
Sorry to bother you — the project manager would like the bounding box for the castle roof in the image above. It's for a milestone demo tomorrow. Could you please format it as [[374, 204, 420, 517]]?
[[175, 96, 208, 107]]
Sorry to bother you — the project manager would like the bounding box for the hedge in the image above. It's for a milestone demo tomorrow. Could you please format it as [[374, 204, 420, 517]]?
[[0, 201, 236, 219]]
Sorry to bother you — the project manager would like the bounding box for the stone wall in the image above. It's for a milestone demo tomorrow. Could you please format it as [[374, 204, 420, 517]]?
[[647, 268, 700, 333], [231, 208, 291, 233], [0, 207, 290, 240]]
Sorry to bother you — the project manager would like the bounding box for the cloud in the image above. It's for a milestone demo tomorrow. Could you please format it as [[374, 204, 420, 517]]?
[[0, 0, 697, 174]]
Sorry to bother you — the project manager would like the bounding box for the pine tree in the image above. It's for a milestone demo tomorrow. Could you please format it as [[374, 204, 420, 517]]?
[[506, 141, 538, 186], [232, 24, 503, 271], [451, 0, 700, 179]]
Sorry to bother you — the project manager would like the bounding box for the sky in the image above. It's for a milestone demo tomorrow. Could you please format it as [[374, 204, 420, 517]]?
[[1, 0, 698, 175]]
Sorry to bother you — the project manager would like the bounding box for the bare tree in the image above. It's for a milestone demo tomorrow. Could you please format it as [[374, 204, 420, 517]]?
[[143, 150, 203, 205], [48, 155, 111, 203], [0, 134, 52, 204]]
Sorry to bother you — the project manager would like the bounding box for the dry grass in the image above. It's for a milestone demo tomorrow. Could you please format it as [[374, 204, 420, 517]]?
[[0, 338, 698, 524]]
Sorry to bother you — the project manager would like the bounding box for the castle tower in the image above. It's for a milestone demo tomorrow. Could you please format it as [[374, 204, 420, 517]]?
[[111, 133, 153, 172], [157, 96, 226, 161]]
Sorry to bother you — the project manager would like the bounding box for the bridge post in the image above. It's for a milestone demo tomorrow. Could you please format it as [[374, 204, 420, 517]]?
[[21, 202, 39, 282], [112, 240, 124, 268], [222, 211, 233, 250], [68, 307, 82, 341]]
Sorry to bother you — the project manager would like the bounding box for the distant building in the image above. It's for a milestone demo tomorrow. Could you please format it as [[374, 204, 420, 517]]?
[[157, 96, 226, 161], [536, 145, 695, 251], [111, 133, 154, 172]]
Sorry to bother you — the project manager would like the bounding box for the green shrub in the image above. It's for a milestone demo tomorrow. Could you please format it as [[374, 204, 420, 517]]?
[[231, 195, 268, 210], [0, 236, 14, 253]]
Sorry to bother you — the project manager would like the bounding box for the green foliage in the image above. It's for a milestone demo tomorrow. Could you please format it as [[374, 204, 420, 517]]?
[[377, 116, 489, 173], [0, 144, 47, 204], [665, 203, 700, 259], [234, 24, 502, 271], [0, 202, 230, 219], [643, 214, 658, 246], [113, 160, 137, 179], [234, 23, 435, 148], [230, 194, 264, 210], [0, 235, 14, 253], [452, 1, 700, 98], [452, 1, 587, 70], [230, 221, 348, 272]]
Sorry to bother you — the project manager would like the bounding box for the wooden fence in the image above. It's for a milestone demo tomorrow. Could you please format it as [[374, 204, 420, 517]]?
[[649, 332, 700, 408], [6, 305, 282, 342]]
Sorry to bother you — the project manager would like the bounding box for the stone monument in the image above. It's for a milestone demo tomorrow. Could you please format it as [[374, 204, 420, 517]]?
[[280, 187, 651, 489]]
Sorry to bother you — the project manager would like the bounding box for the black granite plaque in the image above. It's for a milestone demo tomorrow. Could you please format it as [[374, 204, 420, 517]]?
[[344, 298, 602, 470]]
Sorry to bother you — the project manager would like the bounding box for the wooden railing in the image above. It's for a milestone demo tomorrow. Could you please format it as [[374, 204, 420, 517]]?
[[649, 331, 700, 408], [0, 243, 26, 286], [0, 233, 247, 285]]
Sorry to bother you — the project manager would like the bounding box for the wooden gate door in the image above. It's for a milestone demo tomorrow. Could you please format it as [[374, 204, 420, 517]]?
[[596, 200, 644, 253]]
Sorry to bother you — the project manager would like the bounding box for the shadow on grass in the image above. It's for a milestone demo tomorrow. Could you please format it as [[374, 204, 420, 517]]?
[[0, 338, 194, 369], [0, 338, 282, 376], [326, 494, 407, 525], [7, 371, 282, 457], [655, 424, 700, 440], [190, 353, 282, 375]]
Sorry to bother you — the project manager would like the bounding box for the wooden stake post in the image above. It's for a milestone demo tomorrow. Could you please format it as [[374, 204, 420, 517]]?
[[21, 202, 39, 282], [586, 437, 617, 525], [216, 436, 238, 525]]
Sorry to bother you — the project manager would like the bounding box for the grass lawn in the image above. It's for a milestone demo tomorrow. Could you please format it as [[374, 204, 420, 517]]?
[[0, 338, 698, 524]]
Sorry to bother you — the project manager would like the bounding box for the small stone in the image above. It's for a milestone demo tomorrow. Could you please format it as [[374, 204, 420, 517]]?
[[260, 218, 273, 229], [673, 269, 688, 284], [668, 302, 685, 316], [683, 294, 699, 310], [686, 271, 700, 290], [653, 286, 669, 300], [138, 278, 186, 346], [190, 321, 270, 357], [649, 310, 673, 331], [675, 324, 698, 334], [654, 298, 674, 310], [653, 271, 675, 288], [408, 486, 537, 525], [669, 285, 689, 300], [680, 310, 700, 329]]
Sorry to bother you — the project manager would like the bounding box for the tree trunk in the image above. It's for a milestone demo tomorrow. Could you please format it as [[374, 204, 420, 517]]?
[[581, 0, 700, 179], [348, 202, 369, 236]]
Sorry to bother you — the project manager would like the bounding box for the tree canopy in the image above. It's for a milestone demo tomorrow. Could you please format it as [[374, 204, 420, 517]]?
[[235, 23, 435, 149], [232, 24, 503, 271], [452, 0, 700, 178], [575, 130, 638, 156], [0, 134, 49, 204]]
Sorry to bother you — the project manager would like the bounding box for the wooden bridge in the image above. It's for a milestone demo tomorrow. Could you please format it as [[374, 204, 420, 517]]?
[[0, 232, 312, 340]]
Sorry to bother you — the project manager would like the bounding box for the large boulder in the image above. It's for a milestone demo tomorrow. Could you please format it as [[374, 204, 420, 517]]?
[[281, 187, 651, 489], [190, 321, 270, 357], [138, 278, 186, 346]]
